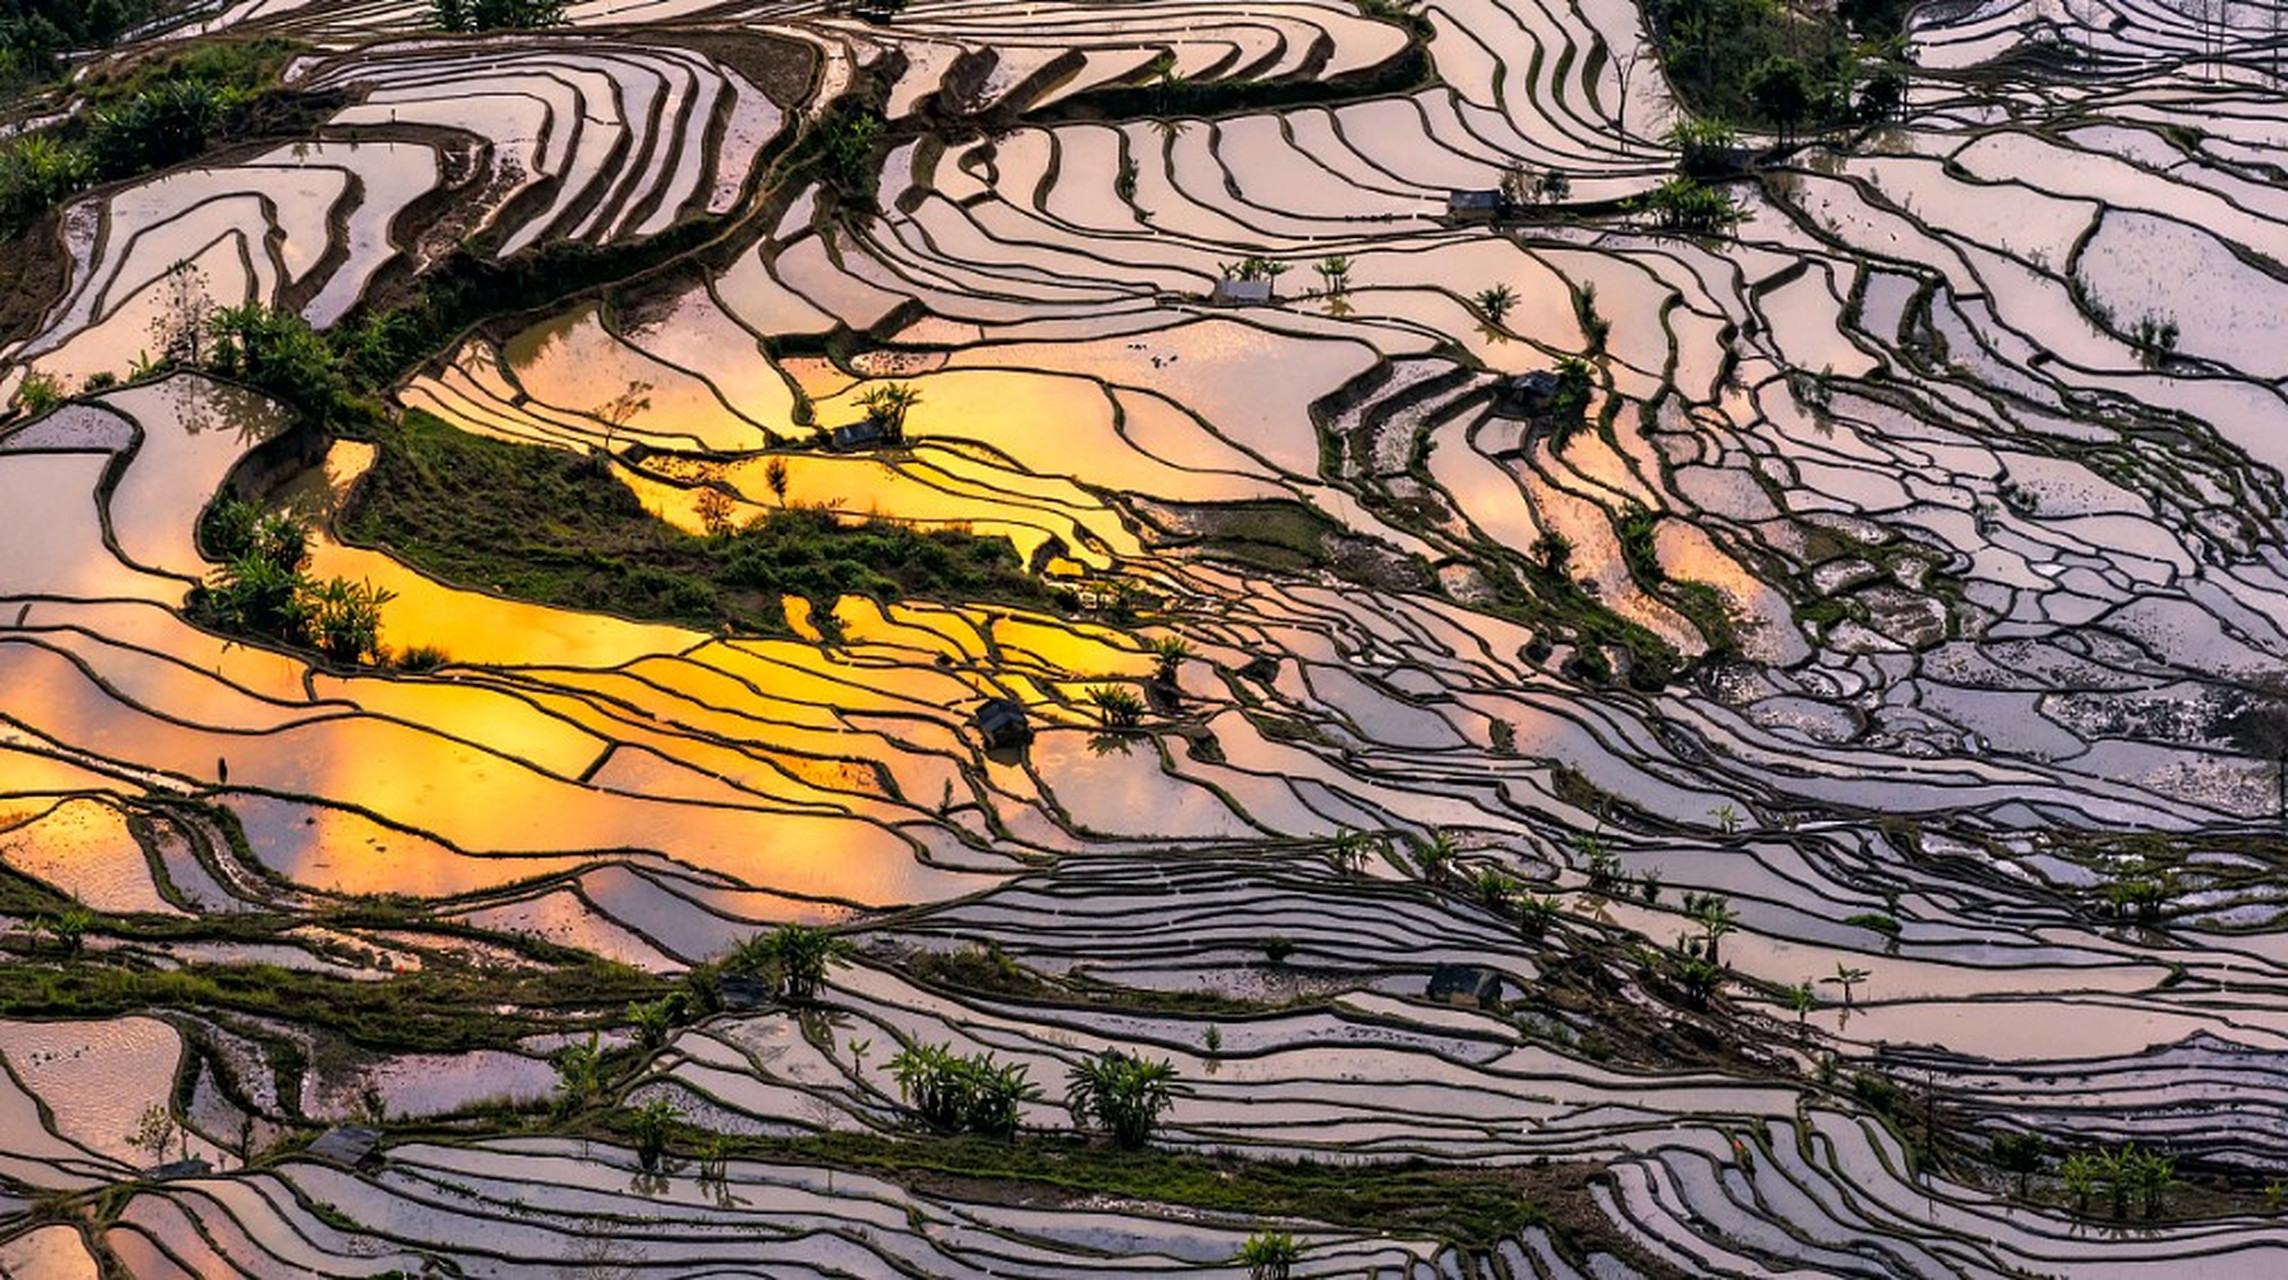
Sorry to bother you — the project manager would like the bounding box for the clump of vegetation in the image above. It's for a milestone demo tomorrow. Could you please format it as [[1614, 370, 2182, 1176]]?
[[1473, 283, 1519, 326], [819, 106, 887, 201], [1087, 684, 1147, 728], [0, 38, 301, 223], [625, 1096, 682, 1171], [1548, 356, 1595, 447], [1066, 1049, 1179, 1148], [1639, 177, 1743, 233], [1643, 0, 1906, 137], [339, 410, 1052, 635], [191, 498, 395, 665], [726, 923, 851, 1004], [854, 381, 921, 442], [1499, 162, 1570, 208], [13, 366, 61, 413], [427, 0, 568, 30], [1238, 1230, 1303, 1280], [890, 1040, 1039, 1137], [551, 1032, 607, 1114], [0, 1, 154, 96], [1670, 118, 1741, 175], [207, 302, 357, 422]]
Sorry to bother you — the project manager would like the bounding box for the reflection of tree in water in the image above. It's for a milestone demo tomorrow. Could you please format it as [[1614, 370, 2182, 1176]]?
[[150, 259, 212, 368], [165, 374, 215, 437], [561, 1227, 643, 1280], [165, 376, 281, 447]]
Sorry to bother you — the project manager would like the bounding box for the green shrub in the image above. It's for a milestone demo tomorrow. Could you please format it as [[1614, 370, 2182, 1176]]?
[[890, 1041, 1039, 1137]]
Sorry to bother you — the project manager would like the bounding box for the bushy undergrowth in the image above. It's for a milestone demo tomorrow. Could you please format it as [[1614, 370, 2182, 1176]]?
[[1643, 0, 1905, 138], [0, 38, 299, 221], [0, 0, 154, 95], [192, 497, 395, 664]]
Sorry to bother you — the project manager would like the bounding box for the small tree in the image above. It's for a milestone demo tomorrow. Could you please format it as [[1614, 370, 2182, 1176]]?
[[695, 485, 737, 537], [1991, 1132, 2048, 1200], [594, 379, 654, 457], [1745, 56, 1815, 143], [1689, 893, 1740, 967], [765, 456, 791, 504], [1066, 1050, 1178, 1148], [1313, 255, 1352, 297], [128, 1104, 177, 1165]]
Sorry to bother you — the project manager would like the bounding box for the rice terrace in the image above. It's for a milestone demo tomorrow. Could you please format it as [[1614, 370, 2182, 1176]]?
[[3, 0, 2288, 1272]]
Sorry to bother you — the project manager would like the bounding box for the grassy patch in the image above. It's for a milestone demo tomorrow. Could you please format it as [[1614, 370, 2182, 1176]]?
[[711, 1130, 1634, 1261], [0, 955, 668, 1052], [338, 409, 1053, 633]]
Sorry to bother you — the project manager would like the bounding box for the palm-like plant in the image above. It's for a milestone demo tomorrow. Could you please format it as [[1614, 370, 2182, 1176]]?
[[1147, 635, 1192, 684], [1672, 949, 1725, 1008], [1470, 865, 1520, 909], [553, 1032, 606, 1113], [858, 383, 922, 441], [1785, 980, 1816, 1029], [1822, 964, 1870, 1006], [303, 577, 396, 665], [1473, 284, 1520, 326], [1088, 684, 1146, 728], [1576, 833, 1623, 892], [891, 1041, 1039, 1136], [1066, 1050, 1179, 1148], [1415, 830, 1460, 884], [51, 904, 92, 955], [1314, 255, 1352, 297]]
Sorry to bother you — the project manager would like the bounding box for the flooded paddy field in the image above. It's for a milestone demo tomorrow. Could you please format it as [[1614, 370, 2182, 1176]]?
[[4, 0, 2288, 1273]]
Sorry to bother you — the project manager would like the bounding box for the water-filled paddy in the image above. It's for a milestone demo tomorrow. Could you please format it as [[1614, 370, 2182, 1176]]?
[[5, 0, 2288, 1272]]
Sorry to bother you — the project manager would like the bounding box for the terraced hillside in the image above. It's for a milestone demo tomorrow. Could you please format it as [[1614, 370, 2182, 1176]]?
[[5, 0, 2288, 1274]]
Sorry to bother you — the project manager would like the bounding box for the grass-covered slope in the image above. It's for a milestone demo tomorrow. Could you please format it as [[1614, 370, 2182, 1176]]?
[[339, 409, 1053, 634]]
